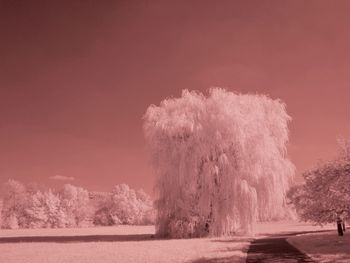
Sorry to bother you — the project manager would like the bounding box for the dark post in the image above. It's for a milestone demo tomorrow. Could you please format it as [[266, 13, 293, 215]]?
[[337, 217, 344, 236]]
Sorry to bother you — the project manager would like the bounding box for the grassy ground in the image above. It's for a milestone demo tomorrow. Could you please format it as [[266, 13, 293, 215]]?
[[0, 225, 251, 263], [0, 222, 336, 263], [288, 229, 350, 263]]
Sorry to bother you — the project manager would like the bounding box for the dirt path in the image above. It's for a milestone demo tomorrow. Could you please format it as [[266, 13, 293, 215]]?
[[246, 235, 316, 263]]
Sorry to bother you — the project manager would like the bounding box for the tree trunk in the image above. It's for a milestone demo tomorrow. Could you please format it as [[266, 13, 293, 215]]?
[[337, 219, 344, 236]]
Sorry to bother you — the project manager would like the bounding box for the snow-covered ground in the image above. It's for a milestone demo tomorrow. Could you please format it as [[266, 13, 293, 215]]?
[[288, 230, 350, 263], [0, 221, 336, 263]]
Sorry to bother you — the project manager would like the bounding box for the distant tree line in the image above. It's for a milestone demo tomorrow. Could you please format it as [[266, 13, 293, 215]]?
[[0, 180, 155, 229]]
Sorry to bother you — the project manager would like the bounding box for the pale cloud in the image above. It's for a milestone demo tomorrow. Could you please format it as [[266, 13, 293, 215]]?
[[50, 175, 75, 181]]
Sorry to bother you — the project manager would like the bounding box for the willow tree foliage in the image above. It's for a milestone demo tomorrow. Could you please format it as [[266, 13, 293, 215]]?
[[143, 88, 294, 238]]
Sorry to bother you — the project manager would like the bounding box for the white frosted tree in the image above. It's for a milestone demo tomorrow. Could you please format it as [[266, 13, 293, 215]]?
[[1, 179, 27, 229], [110, 184, 139, 224], [44, 190, 67, 228], [60, 184, 91, 227], [108, 184, 155, 225], [136, 189, 156, 224], [25, 189, 67, 228], [288, 139, 350, 224], [143, 88, 294, 238], [25, 191, 49, 228]]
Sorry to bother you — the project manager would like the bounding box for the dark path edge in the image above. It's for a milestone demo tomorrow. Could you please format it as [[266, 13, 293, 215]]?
[[245, 230, 328, 263], [0, 234, 157, 243]]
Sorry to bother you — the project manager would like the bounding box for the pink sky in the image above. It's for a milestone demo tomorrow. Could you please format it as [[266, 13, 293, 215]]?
[[1, 1, 350, 194]]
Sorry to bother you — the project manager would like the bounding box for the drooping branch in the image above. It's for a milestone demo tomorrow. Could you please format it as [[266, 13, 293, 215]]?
[[144, 88, 295, 238]]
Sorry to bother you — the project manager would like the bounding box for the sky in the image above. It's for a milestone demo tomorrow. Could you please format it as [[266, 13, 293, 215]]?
[[1, 0, 350, 194]]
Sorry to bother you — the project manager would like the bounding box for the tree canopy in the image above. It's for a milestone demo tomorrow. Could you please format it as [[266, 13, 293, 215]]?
[[288, 140, 350, 224], [144, 88, 294, 238]]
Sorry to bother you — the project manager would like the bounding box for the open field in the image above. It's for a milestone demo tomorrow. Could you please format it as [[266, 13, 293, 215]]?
[[0, 225, 250, 263], [0, 222, 336, 263]]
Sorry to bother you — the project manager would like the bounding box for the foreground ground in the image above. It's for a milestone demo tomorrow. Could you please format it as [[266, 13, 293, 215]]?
[[247, 235, 316, 262], [0, 225, 250, 263], [0, 222, 340, 263], [288, 230, 350, 263]]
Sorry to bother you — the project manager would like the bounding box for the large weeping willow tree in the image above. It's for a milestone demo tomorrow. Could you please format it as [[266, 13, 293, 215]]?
[[143, 88, 295, 238]]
